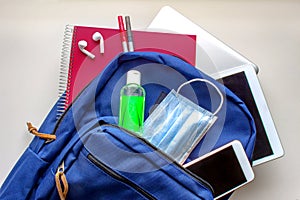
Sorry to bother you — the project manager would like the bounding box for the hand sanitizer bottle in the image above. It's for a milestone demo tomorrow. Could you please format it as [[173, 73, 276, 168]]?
[[118, 70, 146, 135]]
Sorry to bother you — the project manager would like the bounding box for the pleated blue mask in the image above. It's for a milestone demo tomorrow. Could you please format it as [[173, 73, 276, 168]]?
[[143, 79, 224, 164]]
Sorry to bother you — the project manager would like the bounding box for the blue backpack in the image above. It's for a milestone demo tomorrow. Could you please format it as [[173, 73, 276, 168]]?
[[0, 52, 256, 200]]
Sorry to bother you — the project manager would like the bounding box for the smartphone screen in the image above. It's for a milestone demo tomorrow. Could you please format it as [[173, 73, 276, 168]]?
[[184, 142, 253, 199]]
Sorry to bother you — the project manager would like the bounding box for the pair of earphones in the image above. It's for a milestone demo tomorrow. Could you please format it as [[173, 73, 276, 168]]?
[[78, 32, 104, 59]]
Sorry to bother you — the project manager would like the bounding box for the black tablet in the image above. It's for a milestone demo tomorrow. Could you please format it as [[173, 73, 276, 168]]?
[[212, 64, 284, 165]]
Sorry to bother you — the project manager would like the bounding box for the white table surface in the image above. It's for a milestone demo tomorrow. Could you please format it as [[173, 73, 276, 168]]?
[[0, 1, 299, 199]]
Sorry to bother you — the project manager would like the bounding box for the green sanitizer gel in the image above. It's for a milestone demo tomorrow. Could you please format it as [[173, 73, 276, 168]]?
[[118, 70, 145, 135]]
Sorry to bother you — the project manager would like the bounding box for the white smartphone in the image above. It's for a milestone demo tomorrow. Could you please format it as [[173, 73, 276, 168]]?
[[183, 140, 254, 199]]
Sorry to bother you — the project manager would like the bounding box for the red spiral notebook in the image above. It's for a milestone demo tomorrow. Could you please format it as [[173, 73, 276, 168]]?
[[58, 24, 197, 118]]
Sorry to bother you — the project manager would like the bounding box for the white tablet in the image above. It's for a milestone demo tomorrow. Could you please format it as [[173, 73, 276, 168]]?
[[148, 6, 259, 75], [211, 64, 284, 166]]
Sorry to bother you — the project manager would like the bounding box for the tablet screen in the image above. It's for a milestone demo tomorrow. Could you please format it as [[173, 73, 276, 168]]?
[[217, 72, 273, 161]]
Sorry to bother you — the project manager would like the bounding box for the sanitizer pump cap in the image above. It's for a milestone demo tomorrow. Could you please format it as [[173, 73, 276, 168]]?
[[126, 70, 141, 85]]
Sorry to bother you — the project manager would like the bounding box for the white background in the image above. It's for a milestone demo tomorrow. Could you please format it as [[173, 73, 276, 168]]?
[[0, 0, 299, 199]]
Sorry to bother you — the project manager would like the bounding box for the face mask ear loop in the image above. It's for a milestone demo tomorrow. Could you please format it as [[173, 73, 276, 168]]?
[[176, 78, 224, 116]]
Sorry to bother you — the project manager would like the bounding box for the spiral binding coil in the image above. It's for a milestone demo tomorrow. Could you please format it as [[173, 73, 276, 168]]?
[[57, 25, 74, 120]]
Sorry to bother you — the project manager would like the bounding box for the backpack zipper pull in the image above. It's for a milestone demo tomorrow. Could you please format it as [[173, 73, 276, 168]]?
[[55, 161, 69, 200]]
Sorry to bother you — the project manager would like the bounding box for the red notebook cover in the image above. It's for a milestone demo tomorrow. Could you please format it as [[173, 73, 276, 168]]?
[[58, 25, 196, 118]]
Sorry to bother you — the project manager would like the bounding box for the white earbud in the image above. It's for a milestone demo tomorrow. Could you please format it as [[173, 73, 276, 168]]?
[[92, 32, 104, 54], [78, 40, 95, 59]]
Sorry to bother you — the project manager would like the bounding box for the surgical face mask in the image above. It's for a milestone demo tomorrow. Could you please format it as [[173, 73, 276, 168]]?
[[143, 78, 224, 164]]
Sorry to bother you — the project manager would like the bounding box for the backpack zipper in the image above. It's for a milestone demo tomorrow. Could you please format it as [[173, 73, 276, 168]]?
[[87, 153, 156, 200], [51, 112, 213, 196], [52, 98, 213, 196], [101, 124, 214, 193]]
